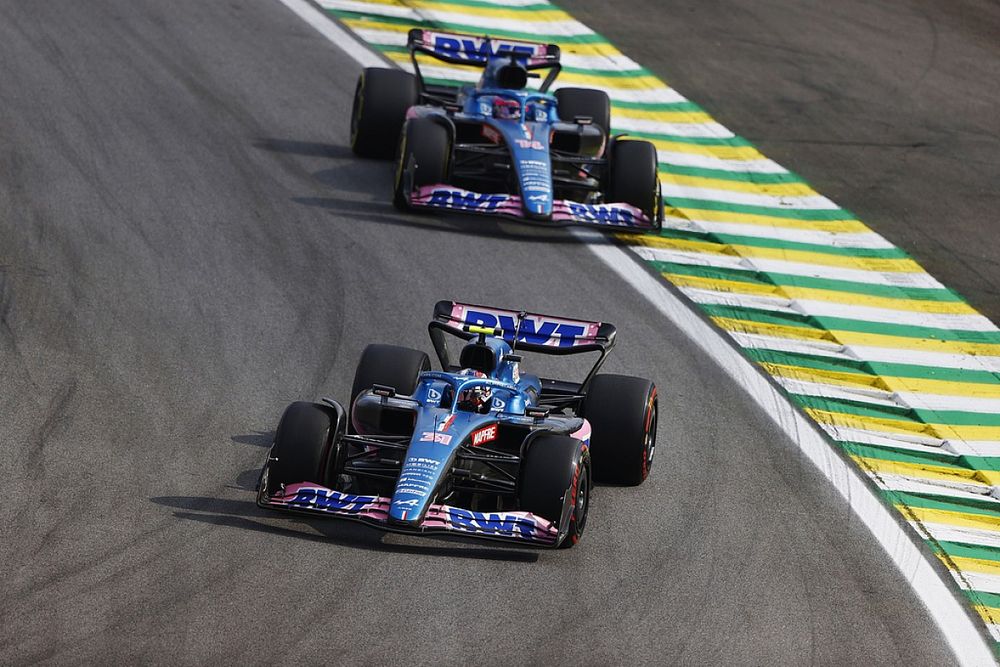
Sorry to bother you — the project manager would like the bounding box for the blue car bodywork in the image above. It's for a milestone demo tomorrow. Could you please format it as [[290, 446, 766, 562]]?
[[395, 29, 662, 230], [257, 301, 618, 547]]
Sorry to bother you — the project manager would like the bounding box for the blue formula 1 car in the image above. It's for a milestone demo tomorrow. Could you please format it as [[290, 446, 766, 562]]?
[[257, 301, 659, 548], [349, 29, 663, 231]]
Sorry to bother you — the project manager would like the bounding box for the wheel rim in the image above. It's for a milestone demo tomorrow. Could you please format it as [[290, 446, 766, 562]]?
[[573, 464, 589, 536], [644, 403, 658, 475]]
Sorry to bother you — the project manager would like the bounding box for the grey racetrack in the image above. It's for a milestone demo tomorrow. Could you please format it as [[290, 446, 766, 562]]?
[[2, 0, 995, 664]]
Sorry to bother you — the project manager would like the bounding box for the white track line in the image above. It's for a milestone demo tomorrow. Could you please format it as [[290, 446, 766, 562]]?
[[272, 0, 997, 662]]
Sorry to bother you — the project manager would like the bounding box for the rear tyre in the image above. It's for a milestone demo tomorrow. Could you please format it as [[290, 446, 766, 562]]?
[[518, 435, 591, 548], [555, 87, 611, 139], [393, 117, 451, 210], [351, 68, 418, 159], [258, 401, 346, 499], [582, 375, 658, 486], [607, 139, 662, 228], [350, 344, 431, 409]]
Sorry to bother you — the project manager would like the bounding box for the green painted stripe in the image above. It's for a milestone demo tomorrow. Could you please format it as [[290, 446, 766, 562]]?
[[659, 163, 799, 184], [652, 261, 964, 302], [940, 541, 1000, 563], [667, 198, 855, 220], [701, 303, 1000, 344], [657, 227, 910, 259], [965, 589, 1000, 609], [742, 347, 1000, 385], [796, 393, 1000, 429], [613, 100, 702, 112], [330, 9, 609, 43], [840, 441, 970, 468], [887, 490, 1000, 519]]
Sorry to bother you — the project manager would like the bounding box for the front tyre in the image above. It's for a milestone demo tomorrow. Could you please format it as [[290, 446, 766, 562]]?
[[607, 139, 662, 229], [582, 375, 658, 486], [351, 68, 418, 159], [393, 117, 451, 210], [518, 435, 591, 548], [258, 401, 346, 502]]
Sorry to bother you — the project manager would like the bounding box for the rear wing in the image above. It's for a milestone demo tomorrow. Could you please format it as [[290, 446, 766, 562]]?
[[428, 300, 616, 391], [407, 29, 562, 94]]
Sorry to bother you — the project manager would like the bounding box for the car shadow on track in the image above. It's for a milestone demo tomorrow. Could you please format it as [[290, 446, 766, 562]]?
[[149, 494, 539, 563], [292, 193, 607, 245], [253, 136, 621, 245]]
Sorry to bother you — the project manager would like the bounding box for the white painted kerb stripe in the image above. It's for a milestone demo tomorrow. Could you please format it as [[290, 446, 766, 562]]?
[[272, 0, 997, 662]]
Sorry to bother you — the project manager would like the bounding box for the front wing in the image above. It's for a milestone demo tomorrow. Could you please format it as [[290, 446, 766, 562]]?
[[409, 184, 656, 231], [260, 482, 561, 547]]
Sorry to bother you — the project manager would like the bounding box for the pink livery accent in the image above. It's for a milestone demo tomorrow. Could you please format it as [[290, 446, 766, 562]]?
[[448, 302, 601, 348], [409, 185, 654, 229], [571, 418, 592, 445], [265, 483, 559, 545]]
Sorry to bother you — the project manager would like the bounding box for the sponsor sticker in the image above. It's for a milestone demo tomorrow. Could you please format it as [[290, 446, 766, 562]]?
[[419, 431, 453, 445], [471, 424, 498, 446]]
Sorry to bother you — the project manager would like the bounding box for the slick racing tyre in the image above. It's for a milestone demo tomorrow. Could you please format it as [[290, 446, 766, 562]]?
[[607, 139, 663, 229], [518, 435, 591, 548], [258, 401, 346, 500], [582, 374, 658, 486], [554, 87, 611, 139], [393, 117, 451, 210], [350, 67, 418, 159], [350, 344, 431, 409]]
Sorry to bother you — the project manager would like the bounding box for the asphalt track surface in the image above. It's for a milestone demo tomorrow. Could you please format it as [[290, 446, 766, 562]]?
[[0, 0, 985, 664]]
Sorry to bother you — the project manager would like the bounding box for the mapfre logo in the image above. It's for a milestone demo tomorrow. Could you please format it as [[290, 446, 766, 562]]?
[[471, 424, 498, 446]]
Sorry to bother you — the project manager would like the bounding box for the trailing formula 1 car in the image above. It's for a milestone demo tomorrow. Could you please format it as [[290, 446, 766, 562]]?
[[349, 29, 663, 231], [257, 301, 659, 548]]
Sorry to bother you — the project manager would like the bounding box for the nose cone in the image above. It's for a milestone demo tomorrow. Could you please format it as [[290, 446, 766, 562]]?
[[388, 414, 455, 525]]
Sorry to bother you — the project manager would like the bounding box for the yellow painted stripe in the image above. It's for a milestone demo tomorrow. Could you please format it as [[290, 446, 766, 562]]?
[[660, 172, 820, 197], [813, 408, 1000, 445], [632, 235, 925, 273], [615, 108, 717, 125], [646, 138, 766, 161], [711, 316, 1000, 356], [972, 605, 1000, 625], [949, 554, 1000, 577], [760, 362, 1000, 399], [667, 273, 978, 315], [851, 455, 989, 486], [904, 506, 1000, 533], [669, 208, 872, 234]]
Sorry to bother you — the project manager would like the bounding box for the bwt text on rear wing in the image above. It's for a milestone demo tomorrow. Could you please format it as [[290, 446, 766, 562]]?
[[406, 28, 562, 94], [428, 300, 617, 391]]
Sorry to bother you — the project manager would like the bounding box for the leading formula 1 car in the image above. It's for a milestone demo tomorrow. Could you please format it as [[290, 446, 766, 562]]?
[[257, 301, 659, 548], [349, 29, 663, 231]]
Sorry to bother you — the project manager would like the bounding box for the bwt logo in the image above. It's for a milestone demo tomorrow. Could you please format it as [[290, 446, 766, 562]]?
[[433, 36, 535, 62], [428, 190, 508, 212], [463, 309, 586, 347], [447, 507, 537, 538], [568, 203, 635, 226], [289, 488, 371, 513]]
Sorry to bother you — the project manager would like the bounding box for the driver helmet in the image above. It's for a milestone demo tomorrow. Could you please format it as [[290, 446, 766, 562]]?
[[492, 97, 521, 120], [456, 369, 492, 413]]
